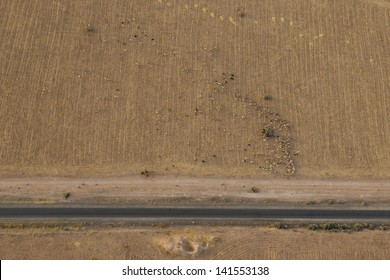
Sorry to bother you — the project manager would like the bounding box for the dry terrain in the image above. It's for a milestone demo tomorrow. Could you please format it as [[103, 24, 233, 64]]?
[[1, 0, 390, 262], [1, 0, 389, 178], [0, 225, 389, 259], [1, 176, 390, 206]]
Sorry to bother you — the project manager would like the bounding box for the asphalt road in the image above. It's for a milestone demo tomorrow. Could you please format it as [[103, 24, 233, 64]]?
[[1, 207, 390, 220]]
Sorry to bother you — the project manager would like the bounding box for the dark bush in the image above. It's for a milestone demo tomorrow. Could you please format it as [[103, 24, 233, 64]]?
[[274, 222, 287, 229], [262, 127, 275, 138], [308, 224, 319, 231], [141, 169, 151, 177], [353, 223, 363, 231], [378, 224, 388, 231]]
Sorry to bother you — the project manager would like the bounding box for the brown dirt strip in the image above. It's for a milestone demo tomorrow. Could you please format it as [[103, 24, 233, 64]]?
[[1, 176, 389, 207]]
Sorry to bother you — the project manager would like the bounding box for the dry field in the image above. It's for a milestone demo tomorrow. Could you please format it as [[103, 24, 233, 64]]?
[[0, 0, 389, 178], [0, 225, 389, 259]]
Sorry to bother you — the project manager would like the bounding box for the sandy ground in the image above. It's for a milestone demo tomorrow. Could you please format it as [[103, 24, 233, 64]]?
[[0, 225, 389, 260], [1, 176, 390, 207]]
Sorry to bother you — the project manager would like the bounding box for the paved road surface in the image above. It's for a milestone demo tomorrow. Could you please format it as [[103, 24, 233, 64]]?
[[1, 207, 390, 220]]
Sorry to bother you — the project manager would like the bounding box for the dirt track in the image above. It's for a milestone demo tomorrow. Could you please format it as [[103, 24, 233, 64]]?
[[1, 176, 390, 207]]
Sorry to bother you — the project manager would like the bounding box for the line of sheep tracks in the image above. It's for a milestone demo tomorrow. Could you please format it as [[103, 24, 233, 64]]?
[[157, 0, 240, 26], [156, 0, 328, 48], [203, 73, 296, 176], [154, 1, 296, 176]]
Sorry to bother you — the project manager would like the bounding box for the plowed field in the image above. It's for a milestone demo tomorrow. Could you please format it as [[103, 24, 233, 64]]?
[[1, 226, 389, 259], [1, 0, 389, 178]]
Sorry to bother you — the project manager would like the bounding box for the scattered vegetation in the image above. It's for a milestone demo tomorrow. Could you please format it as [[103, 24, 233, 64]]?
[[63, 192, 70, 199], [308, 224, 319, 231], [353, 223, 364, 231], [308, 222, 377, 232], [305, 201, 317, 205], [251, 187, 259, 193], [379, 224, 388, 231], [273, 222, 288, 229], [0, 222, 87, 230]]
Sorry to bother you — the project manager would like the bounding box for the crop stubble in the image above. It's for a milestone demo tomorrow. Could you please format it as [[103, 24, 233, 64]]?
[[0, 0, 389, 178], [0, 226, 389, 260]]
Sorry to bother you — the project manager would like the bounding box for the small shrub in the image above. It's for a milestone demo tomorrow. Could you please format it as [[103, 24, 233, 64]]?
[[319, 223, 328, 230], [353, 223, 363, 231], [338, 224, 351, 230], [63, 192, 70, 199], [339, 223, 351, 230], [378, 224, 388, 231], [319, 223, 339, 231], [274, 222, 287, 229], [141, 169, 152, 177], [264, 95, 272, 100], [251, 187, 258, 193], [308, 224, 319, 231], [262, 127, 275, 138], [305, 201, 316, 205], [86, 24, 94, 32]]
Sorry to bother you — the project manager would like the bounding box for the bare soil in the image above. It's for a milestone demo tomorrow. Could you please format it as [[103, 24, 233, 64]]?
[[1, 0, 389, 178], [0, 226, 389, 260], [1, 176, 390, 207]]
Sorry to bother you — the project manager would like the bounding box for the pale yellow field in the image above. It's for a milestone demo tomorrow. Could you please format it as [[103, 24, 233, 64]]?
[[0, 0, 389, 178]]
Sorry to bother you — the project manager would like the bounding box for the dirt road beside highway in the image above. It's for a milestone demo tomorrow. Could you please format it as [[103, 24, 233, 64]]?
[[1, 176, 389, 207]]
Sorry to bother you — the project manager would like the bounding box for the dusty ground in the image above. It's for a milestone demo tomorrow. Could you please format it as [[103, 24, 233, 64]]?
[[0, 225, 389, 260], [1, 0, 389, 178], [1, 0, 389, 261], [1, 176, 390, 206]]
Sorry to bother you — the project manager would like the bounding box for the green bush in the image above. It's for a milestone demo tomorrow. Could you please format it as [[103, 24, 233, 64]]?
[[319, 223, 341, 231], [353, 223, 363, 231], [308, 224, 319, 231], [86, 24, 94, 32], [63, 192, 70, 199], [339, 224, 351, 230], [378, 224, 388, 231]]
